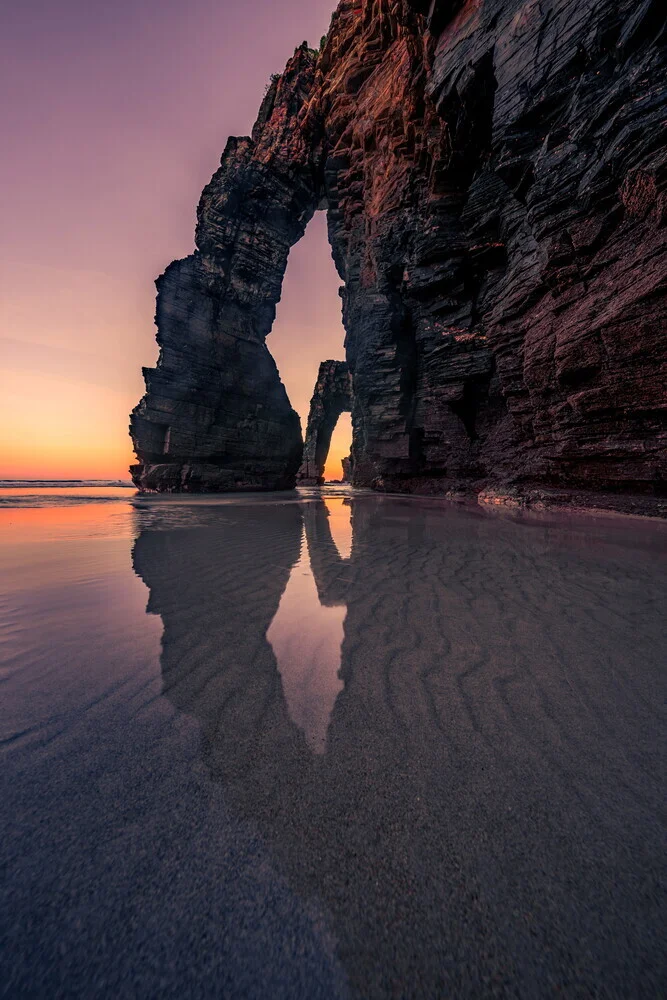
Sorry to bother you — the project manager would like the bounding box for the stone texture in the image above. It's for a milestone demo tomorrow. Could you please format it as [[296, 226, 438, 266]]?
[[129, 46, 319, 491], [297, 361, 353, 484], [131, 0, 666, 501]]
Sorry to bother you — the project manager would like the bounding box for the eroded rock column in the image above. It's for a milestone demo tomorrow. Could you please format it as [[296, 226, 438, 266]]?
[[130, 46, 322, 492]]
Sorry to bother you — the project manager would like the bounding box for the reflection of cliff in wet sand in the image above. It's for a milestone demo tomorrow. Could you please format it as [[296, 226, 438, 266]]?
[[267, 500, 350, 753], [132, 495, 667, 999]]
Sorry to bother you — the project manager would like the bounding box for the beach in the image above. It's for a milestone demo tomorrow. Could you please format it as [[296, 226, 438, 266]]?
[[1, 483, 666, 998]]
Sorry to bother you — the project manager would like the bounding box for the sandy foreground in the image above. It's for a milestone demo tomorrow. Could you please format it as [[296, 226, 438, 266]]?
[[1, 486, 666, 998]]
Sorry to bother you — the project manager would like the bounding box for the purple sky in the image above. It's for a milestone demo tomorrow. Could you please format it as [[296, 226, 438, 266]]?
[[1, 0, 350, 479]]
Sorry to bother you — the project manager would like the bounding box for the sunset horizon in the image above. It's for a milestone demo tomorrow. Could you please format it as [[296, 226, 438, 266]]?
[[1, 0, 349, 485]]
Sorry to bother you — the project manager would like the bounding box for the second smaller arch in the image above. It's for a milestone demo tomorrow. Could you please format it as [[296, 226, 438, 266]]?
[[297, 361, 353, 485]]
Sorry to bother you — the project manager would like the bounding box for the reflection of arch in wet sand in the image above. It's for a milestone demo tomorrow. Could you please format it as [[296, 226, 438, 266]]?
[[267, 498, 352, 753], [132, 495, 667, 999], [132, 501, 311, 798]]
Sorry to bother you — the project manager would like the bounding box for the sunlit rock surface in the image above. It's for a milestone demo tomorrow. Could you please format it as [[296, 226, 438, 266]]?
[[131, 0, 666, 503]]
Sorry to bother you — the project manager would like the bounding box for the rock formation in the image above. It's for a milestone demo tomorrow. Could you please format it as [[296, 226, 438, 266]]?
[[129, 49, 318, 492], [297, 360, 353, 484], [131, 0, 666, 502]]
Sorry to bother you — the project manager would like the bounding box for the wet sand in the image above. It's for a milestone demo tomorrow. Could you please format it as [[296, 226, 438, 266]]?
[[1, 486, 666, 998]]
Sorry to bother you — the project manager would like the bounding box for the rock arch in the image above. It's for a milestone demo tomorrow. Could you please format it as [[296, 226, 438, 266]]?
[[298, 361, 353, 485], [130, 46, 324, 492], [131, 1, 667, 503]]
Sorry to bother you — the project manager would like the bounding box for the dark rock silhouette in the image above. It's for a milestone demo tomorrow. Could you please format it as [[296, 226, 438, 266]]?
[[131, 0, 666, 502], [129, 47, 318, 493], [298, 361, 353, 484]]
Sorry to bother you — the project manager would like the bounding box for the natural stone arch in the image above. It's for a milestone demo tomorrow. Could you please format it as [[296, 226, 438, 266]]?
[[131, 2, 667, 502], [130, 46, 323, 492], [298, 361, 353, 485]]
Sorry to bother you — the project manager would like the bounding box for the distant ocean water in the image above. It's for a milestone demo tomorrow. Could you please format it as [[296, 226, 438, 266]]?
[[0, 481, 135, 507], [0, 480, 133, 488]]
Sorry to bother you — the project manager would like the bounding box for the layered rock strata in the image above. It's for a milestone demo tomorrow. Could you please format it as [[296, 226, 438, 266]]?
[[297, 360, 353, 484], [129, 48, 318, 491], [131, 0, 666, 501]]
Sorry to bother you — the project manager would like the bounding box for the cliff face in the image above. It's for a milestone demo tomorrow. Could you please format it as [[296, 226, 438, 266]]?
[[298, 361, 353, 484], [413, 0, 667, 498], [131, 0, 666, 500]]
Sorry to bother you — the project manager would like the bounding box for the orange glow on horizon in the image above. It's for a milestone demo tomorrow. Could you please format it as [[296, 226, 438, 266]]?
[[2, 1, 344, 485], [323, 411, 353, 482], [3, 220, 345, 484], [0, 370, 138, 480]]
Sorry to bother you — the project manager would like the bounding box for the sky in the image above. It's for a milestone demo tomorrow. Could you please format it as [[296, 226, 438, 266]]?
[[1, 0, 351, 482]]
